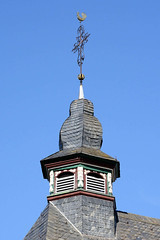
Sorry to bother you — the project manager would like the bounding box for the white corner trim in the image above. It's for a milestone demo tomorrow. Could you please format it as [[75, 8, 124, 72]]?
[[50, 201, 83, 237]]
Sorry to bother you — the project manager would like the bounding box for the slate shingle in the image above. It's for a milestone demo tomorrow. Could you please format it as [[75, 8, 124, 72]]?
[[24, 203, 82, 240], [116, 211, 160, 240], [59, 99, 103, 150], [24, 202, 160, 240]]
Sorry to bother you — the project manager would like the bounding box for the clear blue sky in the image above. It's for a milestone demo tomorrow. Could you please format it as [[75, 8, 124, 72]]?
[[0, 1, 160, 239]]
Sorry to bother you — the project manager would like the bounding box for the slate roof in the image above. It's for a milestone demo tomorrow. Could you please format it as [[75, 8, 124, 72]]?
[[59, 99, 103, 150], [26, 96, 160, 239], [24, 204, 160, 239], [40, 146, 120, 179], [41, 147, 116, 161], [24, 202, 82, 240], [117, 211, 160, 240]]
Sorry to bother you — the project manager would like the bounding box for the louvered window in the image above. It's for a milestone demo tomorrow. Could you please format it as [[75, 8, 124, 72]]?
[[56, 172, 75, 193], [86, 173, 105, 194]]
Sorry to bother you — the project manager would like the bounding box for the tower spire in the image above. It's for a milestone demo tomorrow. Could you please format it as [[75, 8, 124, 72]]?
[[72, 12, 90, 99]]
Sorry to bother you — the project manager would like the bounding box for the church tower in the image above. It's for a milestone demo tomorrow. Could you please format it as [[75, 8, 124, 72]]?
[[24, 13, 120, 240], [24, 13, 160, 240], [40, 97, 120, 239]]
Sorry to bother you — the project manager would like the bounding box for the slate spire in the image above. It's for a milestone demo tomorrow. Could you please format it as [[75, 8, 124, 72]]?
[[59, 99, 103, 150], [60, 13, 103, 151]]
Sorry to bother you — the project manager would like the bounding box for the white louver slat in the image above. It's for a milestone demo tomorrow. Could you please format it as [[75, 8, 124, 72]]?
[[86, 175, 105, 193], [56, 175, 75, 193]]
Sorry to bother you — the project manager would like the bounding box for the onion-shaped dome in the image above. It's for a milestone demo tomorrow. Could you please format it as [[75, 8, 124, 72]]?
[[59, 99, 103, 150]]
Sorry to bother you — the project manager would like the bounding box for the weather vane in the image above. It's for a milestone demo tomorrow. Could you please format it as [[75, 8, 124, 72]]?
[[72, 12, 90, 99]]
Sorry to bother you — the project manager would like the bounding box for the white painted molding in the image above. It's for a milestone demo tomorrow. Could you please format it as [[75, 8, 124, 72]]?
[[107, 172, 112, 194], [49, 170, 54, 194], [77, 166, 84, 188]]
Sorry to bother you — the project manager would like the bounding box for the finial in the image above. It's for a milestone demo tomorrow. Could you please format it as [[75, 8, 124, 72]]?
[[79, 80, 84, 99], [77, 12, 87, 22], [72, 12, 90, 99]]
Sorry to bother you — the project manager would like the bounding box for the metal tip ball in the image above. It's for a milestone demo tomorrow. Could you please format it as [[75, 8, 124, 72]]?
[[78, 74, 85, 80]]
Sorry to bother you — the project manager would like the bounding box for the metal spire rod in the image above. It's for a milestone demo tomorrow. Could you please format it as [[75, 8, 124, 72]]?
[[72, 12, 90, 99]]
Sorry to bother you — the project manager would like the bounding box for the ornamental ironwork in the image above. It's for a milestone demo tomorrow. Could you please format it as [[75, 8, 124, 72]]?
[[72, 12, 90, 81]]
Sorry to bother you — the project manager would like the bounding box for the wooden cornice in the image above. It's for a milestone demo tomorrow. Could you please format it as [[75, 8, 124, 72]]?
[[47, 190, 115, 202]]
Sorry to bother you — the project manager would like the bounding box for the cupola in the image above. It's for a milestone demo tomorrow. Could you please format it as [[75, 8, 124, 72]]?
[[41, 96, 120, 201], [40, 13, 120, 202]]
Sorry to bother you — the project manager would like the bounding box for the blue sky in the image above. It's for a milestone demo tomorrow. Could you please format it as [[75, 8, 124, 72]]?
[[0, 1, 160, 239]]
